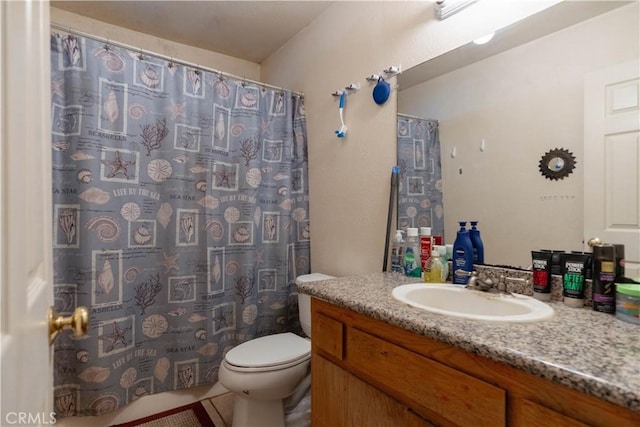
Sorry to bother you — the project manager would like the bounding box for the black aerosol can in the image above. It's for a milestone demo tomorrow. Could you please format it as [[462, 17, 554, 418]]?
[[613, 244, 625, 281], [592, 244, 616, 313]]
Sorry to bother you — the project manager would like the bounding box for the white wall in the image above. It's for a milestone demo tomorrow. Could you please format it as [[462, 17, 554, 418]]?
[[50, 7, 261, 81], [261, 0, 560, 276], [399, 4, 639, 267]]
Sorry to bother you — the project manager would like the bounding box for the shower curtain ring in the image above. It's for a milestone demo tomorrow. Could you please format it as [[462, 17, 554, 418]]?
[[66, 27, 76, 42]]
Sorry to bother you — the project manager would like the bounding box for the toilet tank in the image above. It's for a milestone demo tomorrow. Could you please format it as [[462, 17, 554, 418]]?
[[295, 273, 334, 337]]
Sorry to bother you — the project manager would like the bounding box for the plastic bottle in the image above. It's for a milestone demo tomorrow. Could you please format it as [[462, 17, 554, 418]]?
[[425, 249, 445, 283], [531, 251, 553, 301], [419, 227, 432, 276], [445, 244, 454, 281], [436, 245, 450, 283], [404, 228, 422, 278], [452, 221, 474, 285], [613, 244, 625, 282], [469, 221, 484, 264], [390, 230, 405, 276], [560, 252, 589, 308]]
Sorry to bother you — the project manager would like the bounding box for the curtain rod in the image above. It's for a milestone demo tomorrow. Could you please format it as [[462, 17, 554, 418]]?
[[398, 113, 438, 123], [50, 22, 304, 98]]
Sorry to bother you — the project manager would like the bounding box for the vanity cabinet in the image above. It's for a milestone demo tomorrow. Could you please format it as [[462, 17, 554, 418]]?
[[310, 298, 639, 426], [314, 354, 434, 426]]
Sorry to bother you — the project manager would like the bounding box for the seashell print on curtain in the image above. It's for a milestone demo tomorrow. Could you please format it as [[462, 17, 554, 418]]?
[[50, 33, 310, 418], [396, 114, 444, 239]]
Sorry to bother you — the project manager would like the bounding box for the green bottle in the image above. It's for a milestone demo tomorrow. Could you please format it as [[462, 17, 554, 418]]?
[[404, 228, 421, 278]]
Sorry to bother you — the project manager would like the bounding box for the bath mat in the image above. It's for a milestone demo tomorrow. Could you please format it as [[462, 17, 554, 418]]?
[[111, 401, 216, 427]]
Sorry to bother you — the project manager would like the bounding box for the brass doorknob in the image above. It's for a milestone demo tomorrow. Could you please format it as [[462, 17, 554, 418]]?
[[587, 237, 603, 248], [49, 306, 89, 345]]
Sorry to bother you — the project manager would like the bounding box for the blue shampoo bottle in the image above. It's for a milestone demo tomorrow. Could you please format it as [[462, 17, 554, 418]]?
[[469, 221, 485, 264], [452, 221, 474, 285]]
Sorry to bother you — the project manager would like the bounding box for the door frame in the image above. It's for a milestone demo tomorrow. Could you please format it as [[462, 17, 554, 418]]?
[[0, 0, 54, 424]]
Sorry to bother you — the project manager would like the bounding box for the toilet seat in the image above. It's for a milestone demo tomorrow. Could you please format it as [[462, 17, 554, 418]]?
[[224, 333, 310, 372]]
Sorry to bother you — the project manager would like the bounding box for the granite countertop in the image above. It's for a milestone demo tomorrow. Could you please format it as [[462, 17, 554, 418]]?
[[297, 272, 640, 412]]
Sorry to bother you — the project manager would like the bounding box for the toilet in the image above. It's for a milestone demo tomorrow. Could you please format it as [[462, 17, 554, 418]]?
[[218, 273, 334, 427]]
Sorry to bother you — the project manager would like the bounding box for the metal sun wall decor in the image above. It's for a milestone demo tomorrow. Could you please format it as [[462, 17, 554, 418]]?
[[538, 148, 576, 181]]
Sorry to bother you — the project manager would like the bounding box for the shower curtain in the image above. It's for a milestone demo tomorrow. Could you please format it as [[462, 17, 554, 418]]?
[[50, 33, 310, 417], [397, 115, 444, 239]]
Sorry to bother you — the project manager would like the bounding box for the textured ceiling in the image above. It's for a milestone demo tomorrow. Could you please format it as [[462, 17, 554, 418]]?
[[52, 1, 333, 63]]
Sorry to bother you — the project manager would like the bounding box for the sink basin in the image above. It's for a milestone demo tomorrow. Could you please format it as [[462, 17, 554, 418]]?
[[392, 283, 554, 323]]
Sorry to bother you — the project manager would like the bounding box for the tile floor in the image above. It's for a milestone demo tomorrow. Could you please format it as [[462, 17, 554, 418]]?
[[200, 392, 234, 427]]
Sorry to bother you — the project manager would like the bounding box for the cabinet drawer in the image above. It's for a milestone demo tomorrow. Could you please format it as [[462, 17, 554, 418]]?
[[347, 327, 506, 427], [312, 311, 344, 360]]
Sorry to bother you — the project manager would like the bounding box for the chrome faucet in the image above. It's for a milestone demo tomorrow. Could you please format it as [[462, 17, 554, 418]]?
[[454, 270, 497, 292]]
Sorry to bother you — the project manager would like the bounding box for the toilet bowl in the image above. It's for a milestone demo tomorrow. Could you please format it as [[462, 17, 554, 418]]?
[[218, 273, 334, 427]]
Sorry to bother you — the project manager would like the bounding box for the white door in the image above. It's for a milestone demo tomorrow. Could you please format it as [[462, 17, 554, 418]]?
[[0, 1, 55, 425], [584, 60, 640, 278]]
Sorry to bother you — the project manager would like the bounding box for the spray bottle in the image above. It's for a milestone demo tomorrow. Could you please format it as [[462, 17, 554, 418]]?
[[592, 244, 616, 314]]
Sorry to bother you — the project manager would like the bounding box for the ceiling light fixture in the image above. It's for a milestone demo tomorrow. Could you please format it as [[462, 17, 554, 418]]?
[[473, 32, 495, 45]]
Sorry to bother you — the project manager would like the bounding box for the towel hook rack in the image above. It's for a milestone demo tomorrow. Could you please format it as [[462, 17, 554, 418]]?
[[383, 65, 401, 75], [344, 82, 360, 91]]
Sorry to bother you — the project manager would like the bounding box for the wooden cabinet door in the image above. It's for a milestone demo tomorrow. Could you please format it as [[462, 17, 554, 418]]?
[[516, 399, 589, 427], [312, 354, 434, 427], [312, 353, 349, 427]]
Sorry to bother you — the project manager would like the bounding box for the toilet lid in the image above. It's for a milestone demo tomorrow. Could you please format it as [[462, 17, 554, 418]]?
[[225, 332, 310, 368]]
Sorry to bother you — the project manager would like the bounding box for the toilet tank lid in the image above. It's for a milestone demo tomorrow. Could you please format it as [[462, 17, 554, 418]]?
[[225, 333, 310, 368], [295, 273, 334, 284]]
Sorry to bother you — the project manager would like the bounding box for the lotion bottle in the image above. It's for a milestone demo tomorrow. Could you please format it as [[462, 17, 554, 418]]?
[[452, 222, 474, 285], [469, 221, 484, 264]]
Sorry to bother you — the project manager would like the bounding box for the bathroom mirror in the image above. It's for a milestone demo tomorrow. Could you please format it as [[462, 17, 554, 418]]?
[[397, 1, 638, 268]]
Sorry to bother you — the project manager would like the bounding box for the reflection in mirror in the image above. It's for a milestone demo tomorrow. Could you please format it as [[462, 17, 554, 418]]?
[[397, 1, 639, 269], [396, 116, 444, 239]]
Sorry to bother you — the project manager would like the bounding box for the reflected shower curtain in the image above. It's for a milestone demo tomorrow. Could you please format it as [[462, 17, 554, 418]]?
[[397, 115, 444, 239], [50, 33, 310, 417]]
